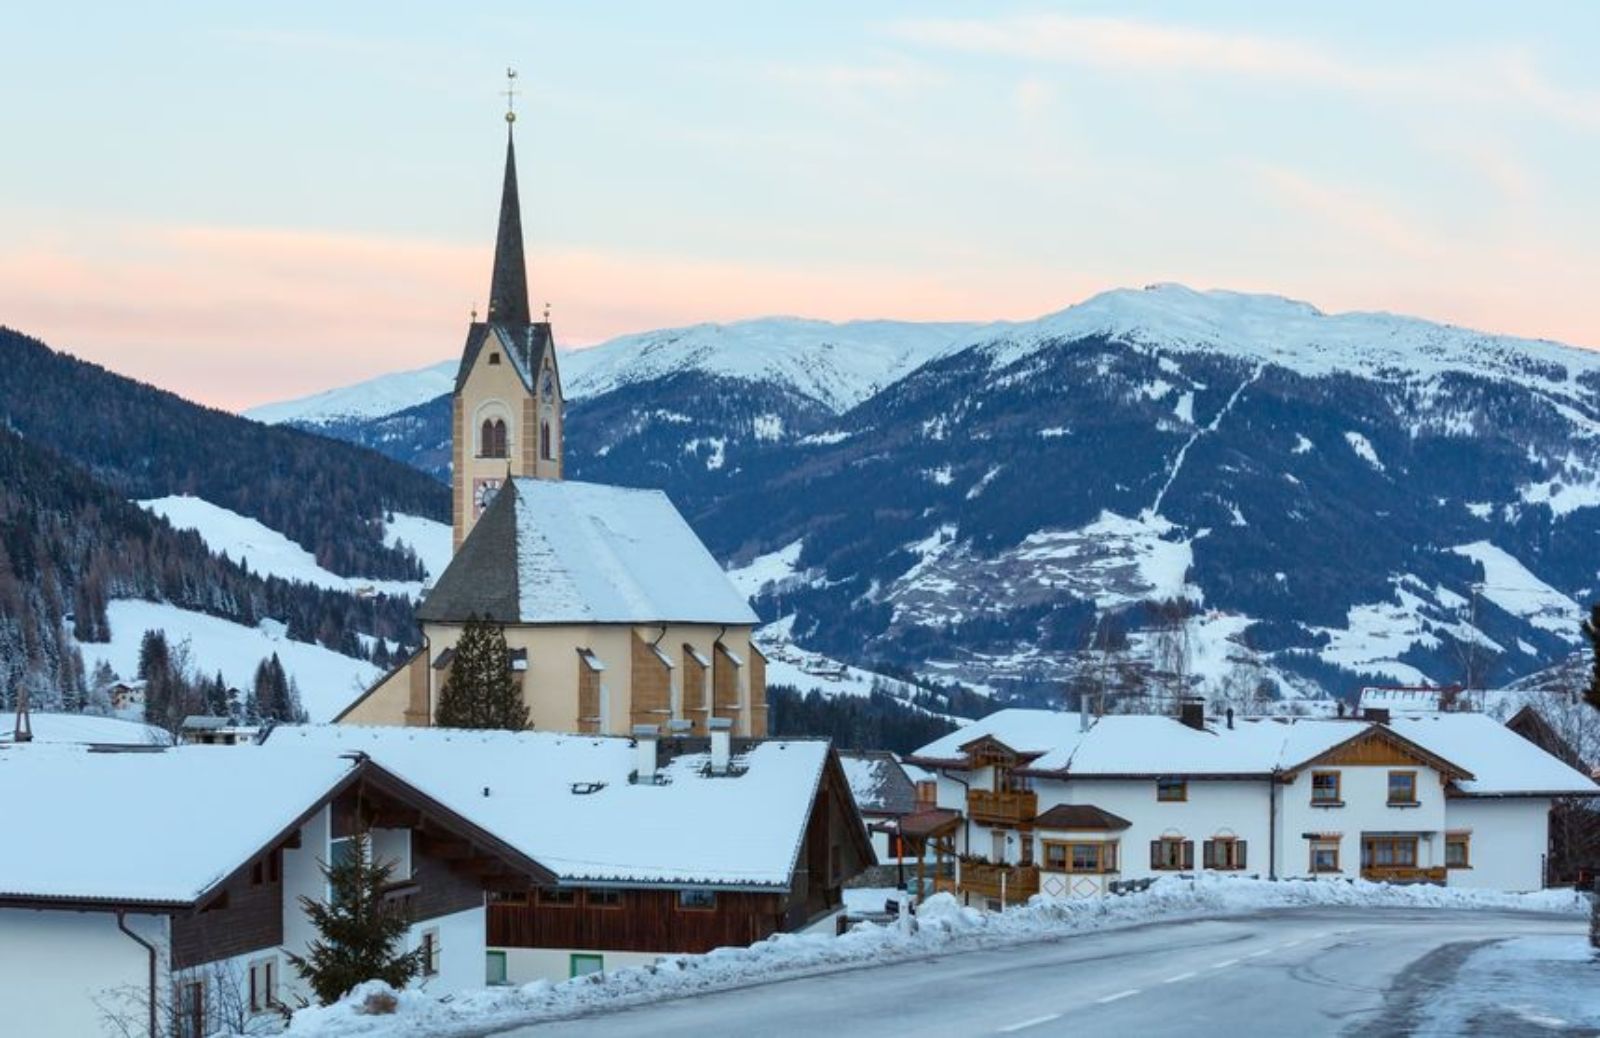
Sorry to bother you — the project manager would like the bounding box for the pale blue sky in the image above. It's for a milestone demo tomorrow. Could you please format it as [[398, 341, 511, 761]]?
[[3, 2, 1598, 408]]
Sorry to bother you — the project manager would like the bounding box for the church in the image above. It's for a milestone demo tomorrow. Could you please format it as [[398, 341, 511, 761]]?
[[339, 103, 768, 737]]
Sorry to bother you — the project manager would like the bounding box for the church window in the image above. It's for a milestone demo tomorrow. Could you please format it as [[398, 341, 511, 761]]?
[[540, 420, 553, 461], [481, 418, 508, 459]]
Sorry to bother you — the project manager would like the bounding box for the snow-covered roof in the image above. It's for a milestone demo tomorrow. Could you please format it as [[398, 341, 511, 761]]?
[[1358, 687, 1449, 713], [838, 751, 918, 816], [1389, 714, 1599, 797], [910, 709, 1090, 762], [1, 712, 170, 747], [419, 478, 757, 626], [0, 744, 355, 905], [267, 726, 836, 889], [935, 708, 1596, 796]]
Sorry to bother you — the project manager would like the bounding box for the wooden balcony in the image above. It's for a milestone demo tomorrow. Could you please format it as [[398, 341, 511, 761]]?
[[958, 862, 1040, 903], [967, 789, 1038, 827], [1361, 865, 1446, 885]]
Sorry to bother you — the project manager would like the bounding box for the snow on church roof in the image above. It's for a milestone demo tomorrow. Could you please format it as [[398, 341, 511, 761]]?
[[0, 744, 355, 905], [418, 478, 757, 626], [268, 725, 833, 889]]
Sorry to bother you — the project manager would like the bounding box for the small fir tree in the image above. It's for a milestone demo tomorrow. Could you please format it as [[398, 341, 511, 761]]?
[[287, 832, 425, 1006], [434, 614, 528, 730]]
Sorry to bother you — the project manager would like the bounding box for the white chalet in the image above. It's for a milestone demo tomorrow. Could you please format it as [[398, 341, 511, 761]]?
[[0, 743, 549, 1038], [264, 724, 874, 984], [907, 707, 1598, 906]]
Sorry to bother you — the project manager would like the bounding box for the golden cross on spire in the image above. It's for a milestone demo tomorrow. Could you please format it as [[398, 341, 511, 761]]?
[[503, 67, 519, 124]]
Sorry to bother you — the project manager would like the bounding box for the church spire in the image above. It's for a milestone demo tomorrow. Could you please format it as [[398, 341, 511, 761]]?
[[487, 69, 531, 326]]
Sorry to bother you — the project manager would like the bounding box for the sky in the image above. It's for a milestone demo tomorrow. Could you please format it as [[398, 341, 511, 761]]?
[[3, 2, 1600, 411]]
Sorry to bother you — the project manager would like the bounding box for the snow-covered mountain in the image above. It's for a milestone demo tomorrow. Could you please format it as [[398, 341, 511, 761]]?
[[247, 316, 983, 428], [262, 284, 1600, 705], [244, 359, 459, 426]]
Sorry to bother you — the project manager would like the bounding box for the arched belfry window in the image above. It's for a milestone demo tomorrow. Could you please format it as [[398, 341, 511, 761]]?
[[539, 420, 553, 461], [481, 418, 508, 459]]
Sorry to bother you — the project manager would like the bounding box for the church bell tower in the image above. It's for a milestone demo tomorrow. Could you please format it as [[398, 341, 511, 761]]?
[[451, 70, 564, 552]]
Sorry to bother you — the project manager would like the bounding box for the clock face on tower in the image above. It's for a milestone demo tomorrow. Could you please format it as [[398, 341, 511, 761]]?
[[540, 369, 556, 403], [473, 477, 502, 518]]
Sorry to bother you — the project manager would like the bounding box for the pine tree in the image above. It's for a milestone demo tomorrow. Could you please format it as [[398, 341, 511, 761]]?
[[435, 614, 527, 730], [286, 831, 425, 1005]]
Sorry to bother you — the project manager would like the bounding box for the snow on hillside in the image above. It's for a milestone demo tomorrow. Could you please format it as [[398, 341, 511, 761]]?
[[244, 360, 458, 426], [754, 617, 929, 702], [79, 600, 378, 722], [139, 496, 442, 597], [560, 317, 982, 413], [976, 284, 1600, 403], [382, 512, 452, 584]]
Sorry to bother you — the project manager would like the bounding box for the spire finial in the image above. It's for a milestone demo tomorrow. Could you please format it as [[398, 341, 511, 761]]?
[[543, 301, 551, 322], [471, 302, 478, 322], [503, 67, 518, 124]]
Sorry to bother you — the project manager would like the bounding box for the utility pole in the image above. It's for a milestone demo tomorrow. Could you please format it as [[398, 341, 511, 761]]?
[[12, 684, 33, 742]]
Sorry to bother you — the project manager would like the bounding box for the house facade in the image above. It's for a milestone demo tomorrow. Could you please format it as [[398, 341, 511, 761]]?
[[907, 707, 1598, 907], [0, 743, 549, 1038], [268, 724, 875, 984], [340, 113, 766, 738]]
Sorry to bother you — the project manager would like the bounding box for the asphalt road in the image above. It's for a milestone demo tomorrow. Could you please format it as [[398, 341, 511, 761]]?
[[492, 908, 1584, 1037]]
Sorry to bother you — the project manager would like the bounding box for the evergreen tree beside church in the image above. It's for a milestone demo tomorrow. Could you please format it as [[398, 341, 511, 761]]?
[[434, 614, 528, 730]]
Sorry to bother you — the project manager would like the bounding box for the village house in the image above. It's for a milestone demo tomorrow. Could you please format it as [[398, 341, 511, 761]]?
[[266, 723, 875, 984], [907, 705, 1599, 907], [838, 750, 929, 867], [339, 108, 767, 738], [0, 742, 551, 1038]]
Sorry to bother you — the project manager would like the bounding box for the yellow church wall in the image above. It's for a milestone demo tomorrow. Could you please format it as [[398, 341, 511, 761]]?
[[339, 621, 766, 737]]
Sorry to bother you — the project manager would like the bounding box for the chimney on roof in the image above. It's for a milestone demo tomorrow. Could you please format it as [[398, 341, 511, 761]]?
[[1365, 707, 1390, 725], [709, 717, 732, 775], [1178, 698, 1205, 731], [633, 724, 659, 782]]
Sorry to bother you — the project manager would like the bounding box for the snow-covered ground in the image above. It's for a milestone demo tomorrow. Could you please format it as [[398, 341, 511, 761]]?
[[276, 876, 1587, 1038], [1419, 935, 1600, 1034], [754, 617, 932, 702], [139, 496, 447, 598], [0, 712, 170, 746], [78, 600, 378, 722]]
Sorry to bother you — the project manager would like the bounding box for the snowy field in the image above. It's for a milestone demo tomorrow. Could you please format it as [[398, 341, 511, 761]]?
[[0, 712, 169, 745], [276, 876, 1587, 1038], [79, 600, 379, 722], [139, 497, 449, 598]]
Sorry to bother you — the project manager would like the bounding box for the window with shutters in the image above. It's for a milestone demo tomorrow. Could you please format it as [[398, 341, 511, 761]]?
[[1202, 836, 1248, 871], [1151, 836, 1192, 870]]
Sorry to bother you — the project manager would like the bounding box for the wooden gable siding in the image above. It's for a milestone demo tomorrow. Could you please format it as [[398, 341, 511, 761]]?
[[683, 645, 710, 734], [488, 888, 786, 954], [713, 644, 741, 720], [630, 632, 672, 729], [1295, 727, 1465, 780], [578, 653, 602, 734], [171, 853, 284, 970], [749, 645, 768, 737], [405, 839, 489, 922]]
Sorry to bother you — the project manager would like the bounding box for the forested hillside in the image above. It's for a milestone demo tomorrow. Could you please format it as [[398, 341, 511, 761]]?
[[0, 423, 420, 706], [0, 326, 448, 580]]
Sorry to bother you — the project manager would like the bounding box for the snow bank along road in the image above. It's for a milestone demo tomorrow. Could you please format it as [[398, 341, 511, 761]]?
[[494, 908, 1582, 1038]]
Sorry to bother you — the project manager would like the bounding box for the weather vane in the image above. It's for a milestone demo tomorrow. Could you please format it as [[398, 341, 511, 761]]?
[[543, 301, 551, 321], [504, 67, 518, 124]]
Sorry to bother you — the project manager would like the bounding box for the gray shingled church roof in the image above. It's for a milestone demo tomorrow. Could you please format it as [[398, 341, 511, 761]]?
[[417, 478, 758, 626]]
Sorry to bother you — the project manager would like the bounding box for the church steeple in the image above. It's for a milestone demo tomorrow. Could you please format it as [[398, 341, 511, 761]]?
[[487, 76, 531, 326]]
